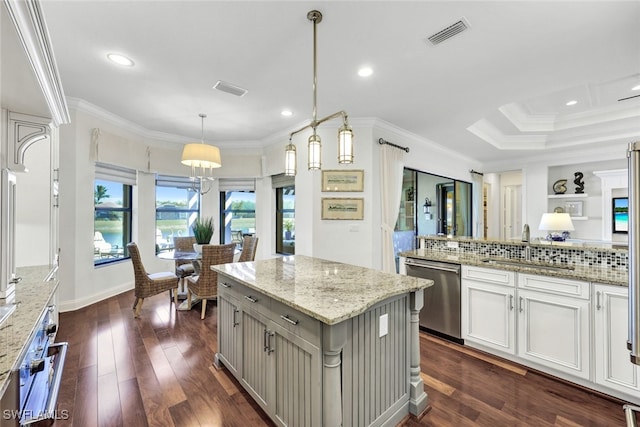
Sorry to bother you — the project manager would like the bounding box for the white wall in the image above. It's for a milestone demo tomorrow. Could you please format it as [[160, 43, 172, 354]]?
[[15, 137, 52, 267]]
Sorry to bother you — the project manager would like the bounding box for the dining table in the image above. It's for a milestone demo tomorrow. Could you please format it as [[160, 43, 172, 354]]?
[[156, 250, 201, 310]]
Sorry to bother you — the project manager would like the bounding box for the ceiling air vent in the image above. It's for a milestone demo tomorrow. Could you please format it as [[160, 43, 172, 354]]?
[[425, 17, 471, 46], [213, 80, 248, 97]]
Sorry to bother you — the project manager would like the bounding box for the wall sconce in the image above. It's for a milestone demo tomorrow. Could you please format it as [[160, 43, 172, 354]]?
[[423, 197, 432, 220]]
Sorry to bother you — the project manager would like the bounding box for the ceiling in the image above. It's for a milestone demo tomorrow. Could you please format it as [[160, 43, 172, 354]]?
[[3, 1, 640, 166]]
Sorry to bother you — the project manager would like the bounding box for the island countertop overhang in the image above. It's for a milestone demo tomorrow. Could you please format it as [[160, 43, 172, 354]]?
[[212, 255, 433, 325]]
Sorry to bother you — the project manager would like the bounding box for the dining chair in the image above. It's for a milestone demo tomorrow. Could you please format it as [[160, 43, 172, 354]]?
[[238, 235, 259, 262], [127, 242, 179, 317], [173, 236, 196, 293], [186, 243, 236, 319]]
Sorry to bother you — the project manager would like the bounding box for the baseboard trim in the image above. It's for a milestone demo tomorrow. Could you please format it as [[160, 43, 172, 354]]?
[[58, 282, 134, 312]]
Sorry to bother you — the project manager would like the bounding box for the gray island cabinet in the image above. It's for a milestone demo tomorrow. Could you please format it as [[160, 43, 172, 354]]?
[[213, 255, 432, 427]]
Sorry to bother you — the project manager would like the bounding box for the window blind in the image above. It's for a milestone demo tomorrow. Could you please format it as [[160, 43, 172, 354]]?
[[156, 174, 199, 190], [95, 162, 137, 186], [271, 174, 294, 189], [218, 178, 256, 192]]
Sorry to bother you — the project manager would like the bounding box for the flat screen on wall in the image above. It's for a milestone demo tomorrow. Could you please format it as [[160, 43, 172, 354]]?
[[612, 197, 629, 234]]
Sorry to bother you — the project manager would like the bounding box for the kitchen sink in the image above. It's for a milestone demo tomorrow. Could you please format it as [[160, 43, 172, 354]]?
[[480, 258, 575, 271]]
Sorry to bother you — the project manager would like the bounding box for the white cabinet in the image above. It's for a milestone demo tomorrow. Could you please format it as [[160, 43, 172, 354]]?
[[516, 274, 590, 379], [462, 268, 591, 380], [461, 266, 516, 354], [594, 284, 640, 395]]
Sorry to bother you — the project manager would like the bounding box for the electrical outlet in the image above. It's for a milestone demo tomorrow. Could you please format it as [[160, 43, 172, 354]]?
[[379, 313, 388, 338], [446, 240, 459, 249]]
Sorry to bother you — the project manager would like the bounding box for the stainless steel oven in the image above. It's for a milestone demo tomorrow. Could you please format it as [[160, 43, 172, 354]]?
[[1, 305, 67, 427], [405, 258, 463, 343]]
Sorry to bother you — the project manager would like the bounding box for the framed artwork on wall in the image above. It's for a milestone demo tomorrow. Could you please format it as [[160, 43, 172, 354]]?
[[564, 201, 583, 217], [321, 198, 364, 220], [321, 170, 364, 192]]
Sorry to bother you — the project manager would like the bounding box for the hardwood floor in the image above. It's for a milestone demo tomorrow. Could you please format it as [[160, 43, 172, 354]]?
[[54, 290, 633, 427]]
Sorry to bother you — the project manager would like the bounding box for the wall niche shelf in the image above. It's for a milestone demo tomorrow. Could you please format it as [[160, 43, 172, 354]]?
[[569, 216, 588, 221], [548, 193, 589, 199]]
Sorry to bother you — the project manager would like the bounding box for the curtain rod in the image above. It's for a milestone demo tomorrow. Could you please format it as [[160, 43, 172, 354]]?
[[470, 169, 484, 176], [378, 138, 410, 153]]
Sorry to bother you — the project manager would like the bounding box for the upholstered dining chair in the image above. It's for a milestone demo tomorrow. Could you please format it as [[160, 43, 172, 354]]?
[[173, 236, 196, 292], [127, 242, 179, 318], [186, 243, 236, 319], [238, 236, 259, 262]]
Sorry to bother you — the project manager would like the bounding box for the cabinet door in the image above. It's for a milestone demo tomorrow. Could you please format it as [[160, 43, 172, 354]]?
[[217, 294, 241, 375], [269, 322, 321, 427], [594, 284, 640, 394], [241, 308, 273, 409], [517, 289, 590, 379], [462, 279, 515, 354]]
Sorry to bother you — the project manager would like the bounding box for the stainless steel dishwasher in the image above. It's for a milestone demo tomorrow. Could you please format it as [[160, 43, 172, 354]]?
[[405, 258, 462, 343]]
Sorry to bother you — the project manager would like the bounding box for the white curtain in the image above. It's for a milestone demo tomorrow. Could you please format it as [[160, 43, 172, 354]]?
[[380, 144, 405, 273], [471, 171, 484, 239]]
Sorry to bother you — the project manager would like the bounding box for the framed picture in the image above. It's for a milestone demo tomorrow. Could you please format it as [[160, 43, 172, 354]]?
[[321, 198, 364, 220], [321, 170, 364, 192], [564, 201, 583, 217], [612, 197, 628, 234]]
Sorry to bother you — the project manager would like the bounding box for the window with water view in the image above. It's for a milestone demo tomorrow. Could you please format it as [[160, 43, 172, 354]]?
[[155, 176, 200, 253], [94, 180, 132, 265]]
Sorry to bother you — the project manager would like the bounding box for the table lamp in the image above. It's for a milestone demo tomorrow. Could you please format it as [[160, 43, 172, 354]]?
[[538, 212, 575, 242]]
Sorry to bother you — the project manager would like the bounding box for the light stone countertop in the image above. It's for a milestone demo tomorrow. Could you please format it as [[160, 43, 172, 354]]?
[[400, 249, 628, 287], [212, 255, 433, 325], [0, 265, 59, 398]]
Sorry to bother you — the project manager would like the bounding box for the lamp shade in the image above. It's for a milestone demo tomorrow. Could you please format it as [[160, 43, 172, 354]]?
[[308, 133, 321, 170], [181, 143, 222, 169], [337, 124, 354, 164], [538, 212, 575, 232], [284, 143, 297, 176]]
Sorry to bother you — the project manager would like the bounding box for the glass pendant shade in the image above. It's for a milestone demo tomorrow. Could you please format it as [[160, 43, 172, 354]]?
[[337, 124, 354, 164], [284, 143, 297, 176], [308, 133, 322, 170]]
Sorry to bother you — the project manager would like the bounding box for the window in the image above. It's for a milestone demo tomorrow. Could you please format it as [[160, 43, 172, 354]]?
[[220, 192, 256, 244], [155, 175, 200, 253], [273, 174, 295, 255], [94, 178, 132, 266]]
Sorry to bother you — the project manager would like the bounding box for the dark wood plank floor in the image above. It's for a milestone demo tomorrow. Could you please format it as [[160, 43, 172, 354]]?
[[54, 290, 633, 427]]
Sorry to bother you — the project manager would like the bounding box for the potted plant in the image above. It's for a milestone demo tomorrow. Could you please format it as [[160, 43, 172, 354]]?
[[192, 216, 214, 253], [284, 219, 294, 240]]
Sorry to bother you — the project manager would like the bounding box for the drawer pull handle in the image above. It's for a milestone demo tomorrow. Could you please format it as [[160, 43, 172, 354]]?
[[519, 296, 524, 313], [221, 282, 231, 288], [245, 295, 258, 303], [596, 291, 601, 311], [233, 309, 239, 327], [280, 314, 299, 325], [509, 295, 514, 311]]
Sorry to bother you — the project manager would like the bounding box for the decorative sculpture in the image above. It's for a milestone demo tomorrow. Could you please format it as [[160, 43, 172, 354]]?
[[574, 172, 585, 194], [553, 179, 568, 195]]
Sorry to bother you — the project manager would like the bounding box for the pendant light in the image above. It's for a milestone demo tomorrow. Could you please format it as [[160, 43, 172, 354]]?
[[181, 113, 222, 195], [284, 10, 354, 176]]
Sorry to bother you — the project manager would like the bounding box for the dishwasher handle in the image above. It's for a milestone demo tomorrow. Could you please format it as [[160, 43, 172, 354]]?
[[405, 259, 460, 274]]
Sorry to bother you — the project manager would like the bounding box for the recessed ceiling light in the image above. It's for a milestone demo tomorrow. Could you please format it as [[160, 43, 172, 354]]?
[[281, 110, 293, 117], [565, 100, 578, 106], [632, 84, 640, 91], [358, 67, 373, 77], [107, 53, 134, 67]]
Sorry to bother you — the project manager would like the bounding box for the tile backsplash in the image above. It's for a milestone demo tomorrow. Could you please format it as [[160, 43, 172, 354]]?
[[420, 237, 628, 270]]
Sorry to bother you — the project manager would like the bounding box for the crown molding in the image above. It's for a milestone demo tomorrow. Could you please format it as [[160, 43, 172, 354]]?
[[467, 119, 547, 150], [4, 0, 69, 127], [66, 97, 264, 150]]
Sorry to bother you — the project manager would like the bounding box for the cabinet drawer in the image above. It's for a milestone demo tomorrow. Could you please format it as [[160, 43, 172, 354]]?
[[462, 265, 515, 286], [517, 273, 589, 299], [270, 298, 321, 346], [219, 278, 271, 314]]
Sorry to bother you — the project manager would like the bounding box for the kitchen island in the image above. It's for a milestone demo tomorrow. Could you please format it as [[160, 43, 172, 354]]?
[[213, 255, 433, 427]]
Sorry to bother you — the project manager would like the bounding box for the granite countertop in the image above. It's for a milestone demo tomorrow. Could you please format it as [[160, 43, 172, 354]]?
[[400, 249, 628, 286], [0, 265, 59, 397], [212, 255, 433, 325]]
